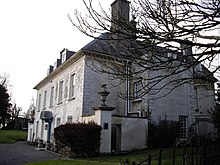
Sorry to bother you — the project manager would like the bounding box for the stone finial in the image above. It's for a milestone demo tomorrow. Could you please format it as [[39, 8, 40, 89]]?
[[98, 84, 110, 106]]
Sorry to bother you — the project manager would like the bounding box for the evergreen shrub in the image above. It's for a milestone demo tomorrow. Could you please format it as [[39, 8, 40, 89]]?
[[54, 122, 102, 157], [147, 120, 179, 148]]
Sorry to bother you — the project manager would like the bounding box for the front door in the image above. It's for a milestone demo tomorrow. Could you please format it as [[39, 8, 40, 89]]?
[[40, 120, 45, 140]]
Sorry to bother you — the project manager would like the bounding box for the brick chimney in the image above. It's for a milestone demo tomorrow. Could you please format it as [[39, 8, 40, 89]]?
[[111, 0, 130, 32]]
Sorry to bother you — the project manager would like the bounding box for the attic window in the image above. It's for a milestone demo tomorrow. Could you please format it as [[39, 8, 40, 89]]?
[[61, 51, 66, 63], [196, 63, 202, 72], [167, 52, 177, 59]]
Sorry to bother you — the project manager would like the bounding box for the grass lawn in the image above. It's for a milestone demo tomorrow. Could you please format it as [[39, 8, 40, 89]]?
[[0, 130, 27, 143], [24, 159, 116, 165], [24, 148, 184, 165]]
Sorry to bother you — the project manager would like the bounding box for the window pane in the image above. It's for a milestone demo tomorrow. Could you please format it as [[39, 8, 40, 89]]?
[[67, 115, 73, 123], [50, 86, 54, 106], [134, 81, 142, 98], [43, 91, 47, 109], [58, 80, 64, 103], [38, 94, 41, 111], [69, 74, 75, 99], [179, 116, 188, 140], [56, 117, 61, 127]]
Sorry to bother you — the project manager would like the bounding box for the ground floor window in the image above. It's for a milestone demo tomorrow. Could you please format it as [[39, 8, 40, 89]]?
[[179, 115, 188, 140], [56, 117, 61, 127], [67, 115, 73, 123]]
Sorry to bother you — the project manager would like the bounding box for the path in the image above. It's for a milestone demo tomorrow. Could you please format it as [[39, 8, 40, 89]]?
[[0, 141, 59, 165]]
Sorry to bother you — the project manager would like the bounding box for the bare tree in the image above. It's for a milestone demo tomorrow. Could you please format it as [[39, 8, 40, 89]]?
[[10, 103, 22, 121], [26, 98, 36, 123], [69, 0, 219, 98]]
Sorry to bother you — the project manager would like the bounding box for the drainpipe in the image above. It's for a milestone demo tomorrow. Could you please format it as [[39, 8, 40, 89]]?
[[126, 61, 130, 116]]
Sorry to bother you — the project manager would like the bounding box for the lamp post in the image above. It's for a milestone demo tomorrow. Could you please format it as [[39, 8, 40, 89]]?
[[98, 84, 110, 106]]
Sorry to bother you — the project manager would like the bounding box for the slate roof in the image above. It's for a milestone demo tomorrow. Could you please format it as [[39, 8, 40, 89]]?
[[81, 32, 139, 57], [80, 32, 217, 82], [195, 64, 218, 82]]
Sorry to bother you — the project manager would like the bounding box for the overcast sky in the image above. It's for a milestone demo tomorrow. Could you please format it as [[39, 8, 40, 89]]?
[[1, 0, 219, 113], [0, 0, 112, 112]]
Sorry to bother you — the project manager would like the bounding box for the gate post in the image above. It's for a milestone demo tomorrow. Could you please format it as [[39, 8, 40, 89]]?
[[93, 84, 115, 153]]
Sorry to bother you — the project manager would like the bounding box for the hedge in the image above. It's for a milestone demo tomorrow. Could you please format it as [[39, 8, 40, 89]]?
[[54, 122, 102, 157]]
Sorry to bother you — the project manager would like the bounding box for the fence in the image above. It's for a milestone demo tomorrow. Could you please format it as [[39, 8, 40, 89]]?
[[120, 133, 220, 165]]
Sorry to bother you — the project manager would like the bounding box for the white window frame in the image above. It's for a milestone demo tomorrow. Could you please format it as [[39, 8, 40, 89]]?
[[43, 90, 47, 109], [49, 86, 54, 107], [58, 80, 64, 103], [69, 73, 75, 99], [133, 80, 142, 99], [36, 121, 39, 138], [67, 115, 73, 123], [37, 94, 41, 111], [56, 117, 61, 127]]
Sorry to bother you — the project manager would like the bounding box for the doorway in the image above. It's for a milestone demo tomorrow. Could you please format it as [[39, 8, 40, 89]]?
[[111, 124, 121, 152], [40, 120, 45, 140]]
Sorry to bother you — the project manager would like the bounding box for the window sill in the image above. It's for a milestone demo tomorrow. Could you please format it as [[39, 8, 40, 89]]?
[[68, 97, 75, 101], [132, 98, 142, 103], [57, 101, 63, 105], [49, 105, 54, 108]]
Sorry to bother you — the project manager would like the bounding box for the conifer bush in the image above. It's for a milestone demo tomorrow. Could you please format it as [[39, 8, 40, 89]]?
[[54, 122, 102, 157], [147, 120, 179, 148]]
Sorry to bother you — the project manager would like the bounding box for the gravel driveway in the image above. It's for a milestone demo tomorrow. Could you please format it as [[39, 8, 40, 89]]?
[[0, 141, 60, 165]]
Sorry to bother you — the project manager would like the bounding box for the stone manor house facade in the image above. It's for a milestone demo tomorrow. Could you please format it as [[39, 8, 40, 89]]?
[[27, 0, 217, 153]]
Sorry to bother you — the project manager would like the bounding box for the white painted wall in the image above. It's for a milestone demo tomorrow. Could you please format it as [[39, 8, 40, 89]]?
[[83, 57, 126, 116], [32, 54, 127, 144], [33, 55, 86, 141], [112, 116, 148, 151]]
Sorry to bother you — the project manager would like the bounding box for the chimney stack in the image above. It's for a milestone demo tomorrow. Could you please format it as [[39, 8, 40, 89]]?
[[181, 43, 193, 63], [111, 0, 130, 33]]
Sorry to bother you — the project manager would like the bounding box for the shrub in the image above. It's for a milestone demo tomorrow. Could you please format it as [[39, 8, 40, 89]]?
[[54, 122, 102, 157], [147, 120, 179, 148]]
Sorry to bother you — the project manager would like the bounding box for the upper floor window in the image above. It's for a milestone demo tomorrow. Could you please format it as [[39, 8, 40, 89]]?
[[43, 90, 47, 109], [133, 80, 142, 99], [69, 73, 75, 99], [37, 94, 41, 111], [58, 80, 64, 103], [50, 86, 54, 107]]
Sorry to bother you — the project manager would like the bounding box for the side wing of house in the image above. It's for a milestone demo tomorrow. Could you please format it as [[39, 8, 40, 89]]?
[[130, 49, 217, 140]]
